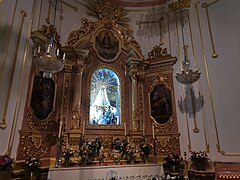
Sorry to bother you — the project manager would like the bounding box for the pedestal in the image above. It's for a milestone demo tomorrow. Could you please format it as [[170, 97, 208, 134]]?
[[188, 169, 215, 180]]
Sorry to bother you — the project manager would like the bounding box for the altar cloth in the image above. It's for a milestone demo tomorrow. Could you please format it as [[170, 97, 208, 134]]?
[[47, 163, 164, 180]]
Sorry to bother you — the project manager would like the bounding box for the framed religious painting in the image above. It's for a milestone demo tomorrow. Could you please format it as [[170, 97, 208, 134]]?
[[94, 29, 121, 62], [149, 83, 173, 124], [30, 75, 55, 120]]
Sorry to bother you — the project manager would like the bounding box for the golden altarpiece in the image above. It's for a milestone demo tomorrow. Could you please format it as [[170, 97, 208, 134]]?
[[17, 2, 180, 164]]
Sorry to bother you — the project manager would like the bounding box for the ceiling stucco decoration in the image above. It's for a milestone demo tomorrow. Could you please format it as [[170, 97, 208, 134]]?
[[82, 0, 131, 28]]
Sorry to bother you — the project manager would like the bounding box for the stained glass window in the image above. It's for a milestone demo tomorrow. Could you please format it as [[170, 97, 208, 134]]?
[[89, 68, 121, 125]]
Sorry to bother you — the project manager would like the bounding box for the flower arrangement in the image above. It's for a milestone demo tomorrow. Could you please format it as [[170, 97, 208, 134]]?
[[139, 138, 153, 162], [111, 138, 128, 152], [86, 137, 102, 161], [190, 151, 210, 171], [0, 154, 13, 170], [125, 143, 138, 163], [163, 153, 185, 172], [25, 157, 41, 175], [63, 148, 75, 159], [79, 142, 90, 165], [62, 148, 75, 166], [111, 138, 128, 164]]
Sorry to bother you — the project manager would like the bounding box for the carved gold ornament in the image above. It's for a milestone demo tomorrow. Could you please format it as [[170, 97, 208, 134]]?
[[83, 0, 130, 26], [20, 133, 56, 159], [27, 108, 54, 131], [168, 0, 191, 12], [147, 45, 170, 60]]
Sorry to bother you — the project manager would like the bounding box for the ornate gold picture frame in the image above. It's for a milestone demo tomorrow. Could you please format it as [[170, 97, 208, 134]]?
[[94, 29, 120, 62]]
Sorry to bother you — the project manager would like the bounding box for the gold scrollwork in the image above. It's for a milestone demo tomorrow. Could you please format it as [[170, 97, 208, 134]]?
[[156, 135, 180, 155], [147, 45, 170, 60], [27, 108, 54, 131], [61, 73, 71, 120], [82, 0, 130, 26], [20, 133, 56, 159], [67, 18, 93, 47], [36, 24, 60, 43]]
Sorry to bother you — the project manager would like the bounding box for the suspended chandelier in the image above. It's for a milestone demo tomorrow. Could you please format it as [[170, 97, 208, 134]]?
[[32, 0, 65, 78], [175, 45, 201, 85], [172, 0, 201, 85], [33, 32, 65, 78]]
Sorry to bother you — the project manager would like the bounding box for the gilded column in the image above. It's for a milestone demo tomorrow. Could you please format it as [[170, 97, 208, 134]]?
[[61, 65, 72, 131], [138, 73, 145, 135], [71, 62, 85, 129]]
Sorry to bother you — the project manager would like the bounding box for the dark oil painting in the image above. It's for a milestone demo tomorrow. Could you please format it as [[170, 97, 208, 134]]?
[[95, 30, 119, 60], [150, 84, 173, 124], [30, 76, 55, 120]]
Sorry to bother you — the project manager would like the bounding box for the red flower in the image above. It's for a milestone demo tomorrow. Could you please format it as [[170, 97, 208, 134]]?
[[0, 155, 13, 170]]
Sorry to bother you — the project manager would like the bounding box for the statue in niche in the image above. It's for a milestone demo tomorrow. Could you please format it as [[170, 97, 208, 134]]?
[[30, 76, 55, 120], [150, 84, 172, 124]]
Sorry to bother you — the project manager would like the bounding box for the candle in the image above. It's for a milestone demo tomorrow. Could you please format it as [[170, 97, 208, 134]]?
[[152, 124, 155, 139], [63, 53, 66, 60], [58, 120, 62, 138], [124, 122, 127, 136], [56, 48, 59, 56], [33, 48, 36, 56], [47, 44, 50, 53], [37, 46, 41, 53], [82, 121, 85, 135]]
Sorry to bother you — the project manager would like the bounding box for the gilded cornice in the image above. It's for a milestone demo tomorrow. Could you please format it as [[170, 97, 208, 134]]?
[[66, 1, 144, 61]]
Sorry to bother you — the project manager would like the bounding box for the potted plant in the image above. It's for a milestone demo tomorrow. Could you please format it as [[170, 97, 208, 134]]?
[[163, 153, 185, 173], [111, 138, 128, 164], [62, 148, 75, 167], [79, 142, 90, 166], [125, 143, 138, 163], [190, 151, 210, 171], [25, 157, 41, 179], [0, 154, 13, 180], [139, 138, 153, 163]]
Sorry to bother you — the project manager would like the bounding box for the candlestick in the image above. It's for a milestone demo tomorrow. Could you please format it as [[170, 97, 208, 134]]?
[[152, 124, 155, 139], [124, 122, 127, 136], [82, 121, 85, 136], [58, 120, 62, 138]]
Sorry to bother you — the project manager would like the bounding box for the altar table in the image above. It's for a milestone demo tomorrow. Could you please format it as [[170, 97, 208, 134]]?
[[48, 164, 164, 180]]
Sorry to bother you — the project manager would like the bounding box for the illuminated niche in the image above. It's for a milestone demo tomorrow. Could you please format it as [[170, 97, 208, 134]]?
[[89, 68, 121, 125]]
